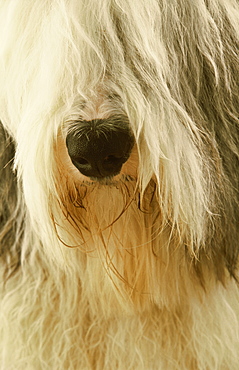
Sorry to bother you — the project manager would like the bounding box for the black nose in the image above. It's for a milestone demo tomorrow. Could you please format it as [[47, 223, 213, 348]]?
[[66, 115, 135, 180]]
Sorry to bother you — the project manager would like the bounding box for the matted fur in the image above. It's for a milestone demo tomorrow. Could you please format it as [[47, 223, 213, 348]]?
[[0, 0, 239, 368]]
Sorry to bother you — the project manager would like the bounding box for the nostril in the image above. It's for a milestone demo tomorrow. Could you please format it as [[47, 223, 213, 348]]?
[[103, 155, 124, 165], [77, 157, 89, 166]]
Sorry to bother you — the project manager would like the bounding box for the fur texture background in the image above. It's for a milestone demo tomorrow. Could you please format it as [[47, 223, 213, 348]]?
[[0, 0, 239, 368]]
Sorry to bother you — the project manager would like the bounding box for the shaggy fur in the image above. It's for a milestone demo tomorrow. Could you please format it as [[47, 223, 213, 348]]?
[[0, 0, 239, 368]]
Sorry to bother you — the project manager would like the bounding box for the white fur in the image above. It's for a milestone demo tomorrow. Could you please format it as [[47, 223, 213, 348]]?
[[0, 0, 239, 368]]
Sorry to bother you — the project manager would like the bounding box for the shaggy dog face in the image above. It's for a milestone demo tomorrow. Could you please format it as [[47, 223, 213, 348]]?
[[0, 0, 239, 369]]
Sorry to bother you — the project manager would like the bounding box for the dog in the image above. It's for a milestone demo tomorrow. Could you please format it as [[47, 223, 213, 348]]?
[[0, 0, 239, 368]]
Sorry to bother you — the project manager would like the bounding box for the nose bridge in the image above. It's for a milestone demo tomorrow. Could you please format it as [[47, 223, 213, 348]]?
[[85, 115, 132, 137], [66, 115, 135, 180]]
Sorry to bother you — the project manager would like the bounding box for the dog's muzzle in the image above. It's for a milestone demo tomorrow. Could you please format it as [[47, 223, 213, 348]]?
[[66, 115, 135, 180]]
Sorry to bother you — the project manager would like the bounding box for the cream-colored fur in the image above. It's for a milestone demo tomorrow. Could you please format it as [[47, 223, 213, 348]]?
[[0, 0, 239, 368]]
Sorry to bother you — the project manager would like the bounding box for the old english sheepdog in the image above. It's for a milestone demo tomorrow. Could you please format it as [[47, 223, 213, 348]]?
[[0, 0, 239, 369]]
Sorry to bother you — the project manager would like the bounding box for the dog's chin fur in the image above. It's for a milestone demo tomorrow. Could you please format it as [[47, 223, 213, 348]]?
[[1, 0, 239, 369]]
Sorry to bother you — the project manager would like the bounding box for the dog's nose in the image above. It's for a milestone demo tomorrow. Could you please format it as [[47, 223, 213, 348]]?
[[66, 116, 134, 179]]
